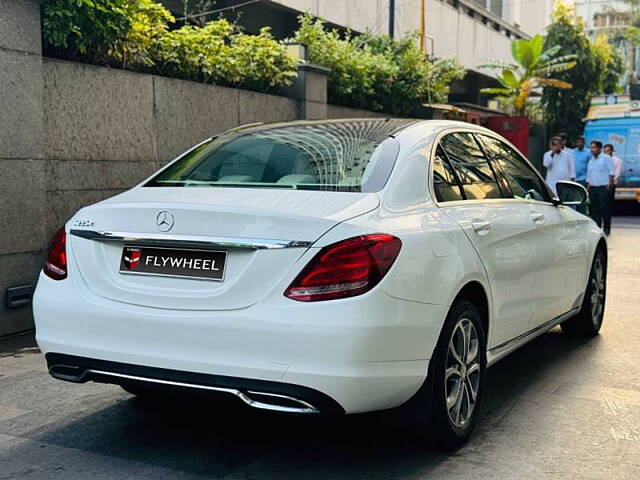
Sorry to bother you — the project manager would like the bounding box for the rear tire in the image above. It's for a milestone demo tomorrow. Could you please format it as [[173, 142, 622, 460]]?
[[561, 248, 606, 337], [405, 299, 487, 451]]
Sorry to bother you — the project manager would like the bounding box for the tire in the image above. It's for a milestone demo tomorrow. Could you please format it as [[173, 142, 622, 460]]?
[[404, 299, 487, 451], [561, 248, 606, 337]]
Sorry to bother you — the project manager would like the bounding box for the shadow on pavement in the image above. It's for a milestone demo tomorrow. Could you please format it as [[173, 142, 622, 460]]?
[[13, 329, 597, 478]]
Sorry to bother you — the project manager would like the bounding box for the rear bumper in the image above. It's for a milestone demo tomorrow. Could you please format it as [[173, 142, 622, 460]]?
[[46, 353, 343, 415], [34, 273, 447, 414]]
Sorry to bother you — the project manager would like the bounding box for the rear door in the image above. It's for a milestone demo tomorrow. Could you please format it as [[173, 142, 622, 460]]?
[[478, 134, 589, 326], [434, 132, 539, 348]]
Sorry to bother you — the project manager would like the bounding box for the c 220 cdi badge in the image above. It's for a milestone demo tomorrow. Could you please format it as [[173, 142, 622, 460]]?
[[34, 119, 607, 449]]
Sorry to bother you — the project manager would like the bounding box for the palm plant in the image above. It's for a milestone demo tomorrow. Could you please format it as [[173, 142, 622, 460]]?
[[479, 35, 577, 117]]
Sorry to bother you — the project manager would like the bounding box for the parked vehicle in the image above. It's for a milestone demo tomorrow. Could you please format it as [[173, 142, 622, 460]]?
[[584, 95, 640, 203], [34, 119, 607, 449]]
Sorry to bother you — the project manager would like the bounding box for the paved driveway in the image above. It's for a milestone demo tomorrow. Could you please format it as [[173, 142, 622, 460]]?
[[1, 218, 640, 479]]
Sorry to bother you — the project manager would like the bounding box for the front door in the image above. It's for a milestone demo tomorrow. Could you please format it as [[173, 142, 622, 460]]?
[[477, 134, 587, 327]]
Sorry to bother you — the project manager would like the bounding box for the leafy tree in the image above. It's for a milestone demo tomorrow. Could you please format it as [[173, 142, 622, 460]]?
[[592, 33, 625, 94], [541, 2, 604, 138], [479, 34, 576, 117]]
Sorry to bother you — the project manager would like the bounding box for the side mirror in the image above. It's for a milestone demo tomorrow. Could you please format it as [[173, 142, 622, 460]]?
[[555, 181, 588, 206]]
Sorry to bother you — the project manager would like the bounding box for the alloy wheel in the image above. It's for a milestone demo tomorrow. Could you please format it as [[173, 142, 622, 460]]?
[[590, 256, 605, 328], [445, 318, 481, 429]]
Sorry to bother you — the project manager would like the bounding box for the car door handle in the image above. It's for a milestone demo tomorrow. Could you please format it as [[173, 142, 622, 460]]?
[[471, 220, 491, 236], [530, 213, 545, 225]]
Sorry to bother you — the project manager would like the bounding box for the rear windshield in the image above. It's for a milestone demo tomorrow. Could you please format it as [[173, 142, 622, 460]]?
[[146, 120, 409, 192]]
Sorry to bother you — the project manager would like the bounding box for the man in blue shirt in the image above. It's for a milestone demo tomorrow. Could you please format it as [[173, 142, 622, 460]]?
[[587, 140, 616, 235], [572, 136, 591, 215], [572, 136, 591, 185]]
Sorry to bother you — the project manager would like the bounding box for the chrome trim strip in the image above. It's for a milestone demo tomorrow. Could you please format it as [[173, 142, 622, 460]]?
[[70, 229, 313, 250], [487, 307, 581, 367], [87, 369, 320, 414]]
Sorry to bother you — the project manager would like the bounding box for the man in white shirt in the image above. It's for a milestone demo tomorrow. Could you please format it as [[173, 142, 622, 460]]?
[[603, 143, 622, 235], [587, 141, 616, 235], [603, 144, 622, 182], [543, 136, 575, 195]]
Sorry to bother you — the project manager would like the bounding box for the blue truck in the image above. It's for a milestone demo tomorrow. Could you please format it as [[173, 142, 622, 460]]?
[[584, 95, 640, 203]]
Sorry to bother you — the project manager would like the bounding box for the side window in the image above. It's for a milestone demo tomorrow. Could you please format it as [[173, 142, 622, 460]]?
[[432, 145, 464, 202], [479, 135, 551, 202], [440, 133, 504, 200]]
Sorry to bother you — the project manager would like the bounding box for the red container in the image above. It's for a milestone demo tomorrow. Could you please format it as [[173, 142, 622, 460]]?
[[486, 116, 530, 156]]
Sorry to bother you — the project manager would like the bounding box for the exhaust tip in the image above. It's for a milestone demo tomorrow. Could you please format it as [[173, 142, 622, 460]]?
[[49, 364, 87, 382], [241, 390, 320, 414]]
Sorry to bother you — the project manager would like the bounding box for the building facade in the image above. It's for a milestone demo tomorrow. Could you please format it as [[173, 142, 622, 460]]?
[[573, 0, 635, 89]]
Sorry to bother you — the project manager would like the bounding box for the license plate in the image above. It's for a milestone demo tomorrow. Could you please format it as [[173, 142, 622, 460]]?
[[119, 246, 227, 281]]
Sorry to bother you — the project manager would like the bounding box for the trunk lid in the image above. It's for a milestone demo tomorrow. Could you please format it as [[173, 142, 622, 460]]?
[[68, 187, 379, 310]]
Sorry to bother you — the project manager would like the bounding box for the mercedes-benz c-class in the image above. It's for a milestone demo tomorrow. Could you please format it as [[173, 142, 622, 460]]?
[[34, 119, 607, 449]]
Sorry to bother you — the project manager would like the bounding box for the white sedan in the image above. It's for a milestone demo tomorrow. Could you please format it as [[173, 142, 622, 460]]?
[[34, 119, 606, 449]]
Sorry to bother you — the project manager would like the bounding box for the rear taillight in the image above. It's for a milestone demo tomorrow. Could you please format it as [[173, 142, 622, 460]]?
[[43, 227, 67, 280], [284, 234, 402, 302]]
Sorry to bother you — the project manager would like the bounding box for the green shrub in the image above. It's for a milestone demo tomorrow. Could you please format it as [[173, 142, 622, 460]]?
[[116, 0, 174, 69], [157, 20, 297, 91], [293, 15, 397, 112], [293, 15, 465, 115], [42, 0, 173, 67], [42, 0, 133, 64], [42, 1, 296, 92]]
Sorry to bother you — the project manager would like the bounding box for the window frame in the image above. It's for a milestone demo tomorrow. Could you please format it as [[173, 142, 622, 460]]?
[[428, 128, 555, 207], [433, 131, 508, 202], [432, 144, 466, 202]]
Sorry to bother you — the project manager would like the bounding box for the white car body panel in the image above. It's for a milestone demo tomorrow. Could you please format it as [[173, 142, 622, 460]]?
[[33, 119, 606, 415], [69, 188, 379, 310]]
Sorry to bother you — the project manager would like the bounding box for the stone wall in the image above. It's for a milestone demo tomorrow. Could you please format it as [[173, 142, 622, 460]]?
[[0, 0, 48, 336], [42, 60, 300, 236]]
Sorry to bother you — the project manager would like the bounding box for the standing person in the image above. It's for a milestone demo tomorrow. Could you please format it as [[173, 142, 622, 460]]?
[[543, 136, 575, 196], [572, 136, 591, 186], [557, 132, 576, 166], [603, 143, 622, 234], [572, 136, 591, 214], [587, 141, 616, 235]]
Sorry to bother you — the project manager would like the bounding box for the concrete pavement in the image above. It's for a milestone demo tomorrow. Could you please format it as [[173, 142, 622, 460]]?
[[1, 217, 640, 479]]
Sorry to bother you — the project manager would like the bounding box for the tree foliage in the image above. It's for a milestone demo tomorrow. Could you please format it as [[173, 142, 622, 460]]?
[[479, 34, 576, 117], [293, 15, 464, 114], [592, 33, 625, 94], [541, 2, 622, 138]]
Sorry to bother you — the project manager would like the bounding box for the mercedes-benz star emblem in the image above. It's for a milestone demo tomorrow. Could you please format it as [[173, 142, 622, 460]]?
[[156, 211, 174, 232]]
